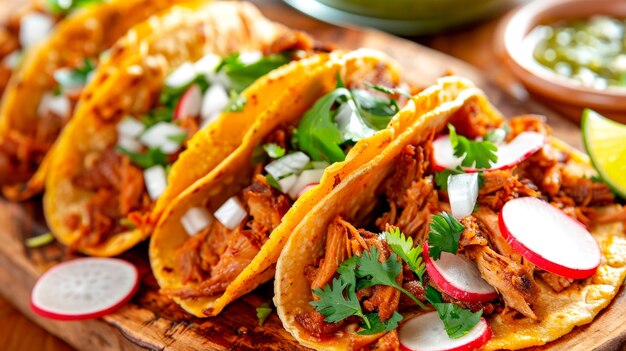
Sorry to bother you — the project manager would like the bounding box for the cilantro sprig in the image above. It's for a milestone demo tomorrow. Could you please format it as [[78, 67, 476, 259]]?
[[217, 53, 291, 93], [448, 124, 498, 169], [46, 0, 103, 15], [263, 143, 286, 159], [428, 212, 465, 260], [385, 228, 425, 281], [116, 146, 168, 169], [256, 301, 273, 326], [425, 286, 483, 339]]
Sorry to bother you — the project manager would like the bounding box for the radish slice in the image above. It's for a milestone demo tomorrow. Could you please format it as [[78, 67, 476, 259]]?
[[448, 173, 478, 219], [19, 13, 54, 49], [30, 258, 139, 321], [499, 197, 601, 279], [117, 117, 145, 138], [38, 92, 70, 118], [165, 62, 196, 88], [201, 83, 229, 119], [288, 169, 324, 199], [144, 165, 167, 200], [296, 183, 319, 199], [174, 84, 202, 119], [277, 173, 298, 194], [181, 207, 213, 236], [423, 243, 498, 303], [214, 196, 247, 230], [433, 131, 545, 172], [399, 311, 491, 351], [264, 152, 310, 180], [140, 122, 185, 154]]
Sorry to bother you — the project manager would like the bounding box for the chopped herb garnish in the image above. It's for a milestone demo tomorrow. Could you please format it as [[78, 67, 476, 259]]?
[[425, 286, 483, 339], [54, 58, 96, 93], [364, 82, 411, 98], [159, 75, 209, 109], [263, 143, 285, 159], [265, 174, 281, 191], [116, 146, 168, 169], [224, 90, 247, 112], [119, 218, 137, 229], [46, 0, 103, 15], [256, 301, 273, 326], [25, 232, 55, 248], [167, 133, 187, 145], [449, 124, 498, 169], [358, 311, 403, 335], [217, 53, 291, 93], [428, 212, 465, 260], [385, 228, 425, 281], [484, 127, 508, 144], [141, 107, 173, 128]]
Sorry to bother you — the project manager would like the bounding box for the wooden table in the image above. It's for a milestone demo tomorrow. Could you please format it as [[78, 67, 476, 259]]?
[[0, 1, 584, 350]]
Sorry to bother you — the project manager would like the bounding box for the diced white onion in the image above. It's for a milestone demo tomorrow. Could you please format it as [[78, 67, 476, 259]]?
[[143, 165, 167, 200], [335, 99, 375, 142], [3, 50, 21, 69], [277, 173, 298, 194], [174, 84, 202, 119], [201, 83, 229, 119], [140, 122, 185, 154], [181, 207, 213, 236], [311, 161, 330, 169], [164, 62, 195, 88], [38, 92, 70, 117], [117, 117, 145, 138], [194, 53, 221, 77], [288, 169, 324, 199], [214, 196, 247, 230], [19, 13, 54, 49], [264, 152, 310, 180], [53, 68, 84, 94], [238, 51, 262, 65], [116, 135, 142, 153], [448, 173, 479, 219]]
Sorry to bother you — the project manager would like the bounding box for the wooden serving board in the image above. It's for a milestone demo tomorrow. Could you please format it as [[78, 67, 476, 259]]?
[[0, 0, 624, 350]]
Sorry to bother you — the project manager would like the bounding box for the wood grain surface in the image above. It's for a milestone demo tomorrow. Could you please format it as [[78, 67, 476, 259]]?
[[0, 0, 620, 350]]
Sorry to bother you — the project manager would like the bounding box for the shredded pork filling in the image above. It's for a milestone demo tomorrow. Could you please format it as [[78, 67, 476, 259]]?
[[297, 113, 619, 346]]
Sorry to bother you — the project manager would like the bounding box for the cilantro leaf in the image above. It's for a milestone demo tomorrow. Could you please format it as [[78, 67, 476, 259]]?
[[364, 83, 411, 98], [425, 286, 483, 339], [224, 90, 247, 112], [167, 133, 187, 145], [358, 311, 403, 335], [384, 228, 425, 281], [46, 0, 103, 15], [142, 107, 173, 128], [116, 146, 168, 169], [351, 89, 399, 130], [263, 143, 285, 159], [256, 301, 273, 326], [356, 246, 426, 309], [218, 53, 291, 93], [448, 124, 498, 169], [310, 277, 367, 324], [265, 174, 281, 191], [428, 212, 465, 260]]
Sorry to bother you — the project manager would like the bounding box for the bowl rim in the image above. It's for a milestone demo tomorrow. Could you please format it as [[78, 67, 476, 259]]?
[[496, 0, 626, 111]]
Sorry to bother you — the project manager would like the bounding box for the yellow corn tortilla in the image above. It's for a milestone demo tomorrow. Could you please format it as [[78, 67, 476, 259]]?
[[274, 76, 626, 350], [0, 0, 187, 197], [44, 1, 312, 257], [149, 49, 405, 317]]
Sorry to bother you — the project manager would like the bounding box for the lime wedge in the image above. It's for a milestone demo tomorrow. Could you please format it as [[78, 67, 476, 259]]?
[[582, 109, 626, 198]]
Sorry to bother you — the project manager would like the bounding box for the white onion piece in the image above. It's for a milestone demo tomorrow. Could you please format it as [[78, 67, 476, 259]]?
[[311, 161, 330, 169], [288, 169, 324, 199], [116, 135, 142, 153], [181, 207, 213, 236], [53, 68, 84, 94], [165, 62, 196, 88], [277, 173, 298, 194], [194, 53, 221, 77], [264, 152, 310, 180], [448, 173, 479, 219], [201, 83, 229, 119], [174, 84, 202, 119], [38, 92, 70, 117], [3, 50, 21, 69], [335, 100, 375, 142], [19, 13, 54, 49], [140, 122, 185, 154], [238, 51, 262, 65], [214, 196, 247, 230], [143, 165, 167, 200], [117, 117, 145, 138]]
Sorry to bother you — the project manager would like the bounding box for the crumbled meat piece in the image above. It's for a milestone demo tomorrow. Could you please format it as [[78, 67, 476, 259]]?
[[537, 271, 574, 293], [295, 310, 343, 338], [448, 99, 503, 140]]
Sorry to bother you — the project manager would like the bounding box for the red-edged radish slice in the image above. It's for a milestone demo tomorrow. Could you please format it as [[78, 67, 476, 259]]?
[[30, 258, 139, 321], [174, 84, 202, 119], [499, 197, 601, 279], [296, 183, 319, 199], [399, 311, 491, 351], [448, 173, 479, 219], [433, 132, 545, 172], [423, 243, 498, 303]]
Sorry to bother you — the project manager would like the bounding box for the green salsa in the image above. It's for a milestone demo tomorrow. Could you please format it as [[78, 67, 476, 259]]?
[[529, 16, 626, 89]]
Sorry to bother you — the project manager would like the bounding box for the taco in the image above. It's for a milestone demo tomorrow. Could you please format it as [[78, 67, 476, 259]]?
[[0, 0, 187, 196], [274, 76, 626, 350], [44, 1, 317, 257], [149, 48, 418, 317]]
